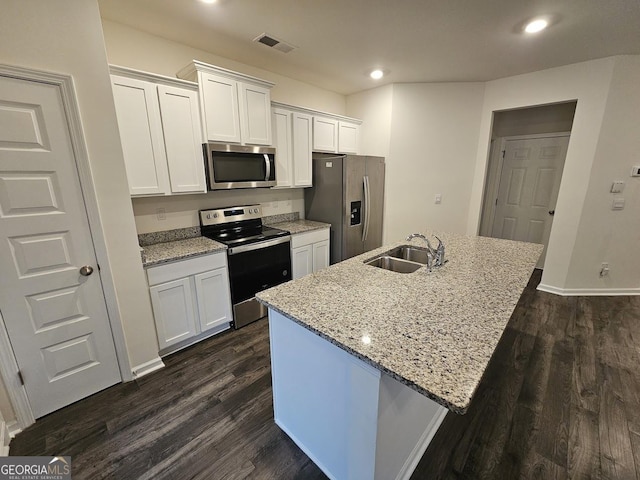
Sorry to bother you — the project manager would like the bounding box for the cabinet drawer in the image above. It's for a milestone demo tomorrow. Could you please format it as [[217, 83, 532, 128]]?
[[291, 228, 330, 249], [147, 252, 227, 286]]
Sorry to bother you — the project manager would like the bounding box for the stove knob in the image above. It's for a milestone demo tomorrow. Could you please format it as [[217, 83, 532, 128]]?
[[206, 214, 211, 219], [254, 208, 259, 214], [213, 213, 219, 218]]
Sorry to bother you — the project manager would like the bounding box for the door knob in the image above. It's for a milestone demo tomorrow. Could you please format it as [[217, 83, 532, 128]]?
[[79, 265, 94, 276], [548, 210, 555, 216]]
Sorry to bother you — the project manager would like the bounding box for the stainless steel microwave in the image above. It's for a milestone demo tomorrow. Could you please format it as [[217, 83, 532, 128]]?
[[203, 143, 276, 190]]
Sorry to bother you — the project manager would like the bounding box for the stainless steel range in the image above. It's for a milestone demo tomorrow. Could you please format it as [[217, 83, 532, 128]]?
[[200, 205, 291, 329]]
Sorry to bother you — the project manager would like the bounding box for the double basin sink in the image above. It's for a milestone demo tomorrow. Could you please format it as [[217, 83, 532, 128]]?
[[365, 245, 431, 273]]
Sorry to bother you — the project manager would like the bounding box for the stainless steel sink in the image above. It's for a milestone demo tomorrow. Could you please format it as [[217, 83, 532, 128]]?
[[385, 245, 431, 265], [365, 255, 423, 273]]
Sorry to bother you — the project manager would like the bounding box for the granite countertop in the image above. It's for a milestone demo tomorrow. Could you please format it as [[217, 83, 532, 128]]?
[[142, 237, 226, 268], [256, 231, 542, 414], [139, 218, 328, 268], [272, 219, 330, 235]]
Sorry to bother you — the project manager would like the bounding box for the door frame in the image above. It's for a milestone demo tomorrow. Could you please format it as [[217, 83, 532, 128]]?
[[0, 64, 132, 431], [479, 132, 571, 241]]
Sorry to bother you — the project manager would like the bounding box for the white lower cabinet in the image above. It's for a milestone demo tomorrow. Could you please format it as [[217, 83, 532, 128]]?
[[147, 252, 232, 354], [291, 228, 330, 280]]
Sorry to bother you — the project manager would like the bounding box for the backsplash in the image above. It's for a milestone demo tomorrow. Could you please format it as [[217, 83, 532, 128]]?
[[131, 189, 305, 234], [263, 212, 299, 225], [138, 226, 201, 246], [138, 212, 300, 246]]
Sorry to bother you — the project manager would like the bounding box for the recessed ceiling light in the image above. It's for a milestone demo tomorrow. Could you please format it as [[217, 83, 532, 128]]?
[[200, 0, 218, 4], [524, 18, 548, 33], [370, 69, 384, 80]]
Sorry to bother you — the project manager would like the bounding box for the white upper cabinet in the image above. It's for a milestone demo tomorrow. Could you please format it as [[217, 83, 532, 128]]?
[[313, 114, 362, 154], [272, 108, 293, 188], [313, 117, 338, 153], [292, 112, 313, 187], [199, 73, 241, 143], [338, 121, 359, 154], [239, 83, 272, 145], [272, 104, 313, 188], [157, 85, 206, 194], [110, 66, 207, 197], [178, 61, 274, 146], [111, 75, 170, 196]]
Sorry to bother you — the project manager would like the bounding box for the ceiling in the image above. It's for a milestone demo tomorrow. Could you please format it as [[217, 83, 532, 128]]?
[[98, 0, 640, 95]]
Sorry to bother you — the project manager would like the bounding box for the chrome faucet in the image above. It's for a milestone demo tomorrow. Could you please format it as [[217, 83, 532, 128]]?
[[406, 233, 446, 269]]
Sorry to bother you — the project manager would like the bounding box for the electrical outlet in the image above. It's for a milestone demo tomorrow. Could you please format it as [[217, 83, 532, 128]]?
[[631, 166, 640, 177], [156, 208, 166, 221], [600, 262, 610, 277]]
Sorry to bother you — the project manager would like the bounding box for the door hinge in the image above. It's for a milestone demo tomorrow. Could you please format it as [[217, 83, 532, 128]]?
[[17, 370, 24, 386], [97, 263, 101, 271], [502, 150, 506, 158], [495, 198, 498, 206]]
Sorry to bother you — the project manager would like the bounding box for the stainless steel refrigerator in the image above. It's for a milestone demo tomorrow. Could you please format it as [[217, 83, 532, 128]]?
[[305, 153, 385, 264]]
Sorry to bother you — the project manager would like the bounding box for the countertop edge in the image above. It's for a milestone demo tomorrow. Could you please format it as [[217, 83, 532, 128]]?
[[257, 297, 468, 414]]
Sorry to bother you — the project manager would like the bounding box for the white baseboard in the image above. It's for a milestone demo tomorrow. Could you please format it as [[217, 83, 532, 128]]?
[[131, 357, 165, 380], [537, 283, 640, 296], [1, 420, 8, 456]]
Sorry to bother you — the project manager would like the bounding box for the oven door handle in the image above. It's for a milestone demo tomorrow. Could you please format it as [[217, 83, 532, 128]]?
[[228, 236, 291, 255], [264, 154, 271, 182]]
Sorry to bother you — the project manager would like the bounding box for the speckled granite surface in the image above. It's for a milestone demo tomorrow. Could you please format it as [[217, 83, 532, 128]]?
[[142, 237, 226, 268], [272, 219, 331, 234], [138, 227, 201, 247], [263, 212, 299, 225], [256, 231, 542, 414]]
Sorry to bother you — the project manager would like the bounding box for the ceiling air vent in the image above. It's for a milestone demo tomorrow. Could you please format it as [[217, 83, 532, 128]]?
[[253, 33, 297, 54]]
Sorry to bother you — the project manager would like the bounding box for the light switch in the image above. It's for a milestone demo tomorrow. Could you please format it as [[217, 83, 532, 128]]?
[[631, 166, 640, 177], [611, 181, 625, 193], [612, 197, 625, 210], [434, 194, 442, 205]]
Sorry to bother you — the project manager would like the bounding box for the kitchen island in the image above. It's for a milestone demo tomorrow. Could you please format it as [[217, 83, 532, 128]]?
[[256, 232, 542, 480]]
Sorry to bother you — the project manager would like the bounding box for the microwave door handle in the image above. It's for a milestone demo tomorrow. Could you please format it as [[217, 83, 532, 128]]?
[[264, 154, 271, 182]]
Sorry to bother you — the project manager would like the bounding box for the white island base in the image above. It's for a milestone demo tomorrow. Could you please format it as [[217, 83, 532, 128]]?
[[269, 310, 448, 480]]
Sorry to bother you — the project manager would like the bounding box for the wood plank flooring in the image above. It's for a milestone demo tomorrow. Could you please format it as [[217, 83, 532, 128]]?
[[9, 270, 640, 479]]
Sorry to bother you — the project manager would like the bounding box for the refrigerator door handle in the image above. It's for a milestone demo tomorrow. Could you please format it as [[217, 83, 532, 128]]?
[[362, 175, 371, 242]]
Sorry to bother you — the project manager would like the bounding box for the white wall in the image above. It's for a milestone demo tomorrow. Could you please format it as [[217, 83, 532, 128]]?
[[565, 56, 640, 291], [347, 85, 394, 157], [467, 57, 618, 291], [133, 189, 305, 233], [0, 376, 12, 431], [101, 20, 346, 115], [384, 83, 485, 242], [0, 0, 160, 425]]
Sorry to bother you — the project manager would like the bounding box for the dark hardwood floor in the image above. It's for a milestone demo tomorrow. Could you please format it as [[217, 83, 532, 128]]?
[[10, 270, 640, 479]]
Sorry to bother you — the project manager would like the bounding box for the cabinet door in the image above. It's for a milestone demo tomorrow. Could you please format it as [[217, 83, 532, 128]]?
[[111, 75, 169, 196], [239, 83, 272, 145], [157, 85, 207, 194], [293, 112, 313, 187], [312, 240, 330, 273], [150, 278, 198, 349], [200, 72, 241, 143], [338, 121, 359, 154], [313, 116, 338, 153], [272, 108, 293, 188], [194, 268, 233, 332], [291, 245, 313, 280]]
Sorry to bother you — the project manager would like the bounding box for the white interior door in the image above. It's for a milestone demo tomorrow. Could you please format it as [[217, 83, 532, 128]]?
[[492, 135, 569, 267], [0, 75, 121, 418]]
